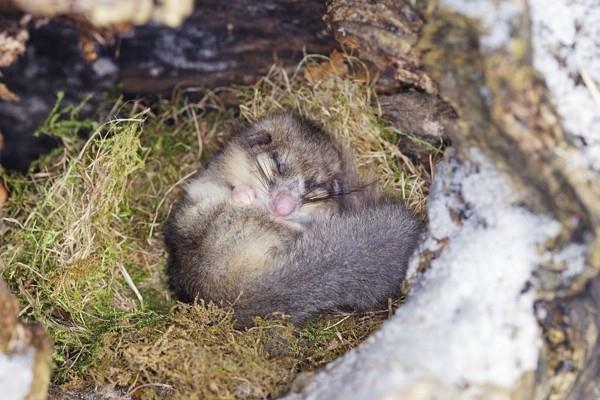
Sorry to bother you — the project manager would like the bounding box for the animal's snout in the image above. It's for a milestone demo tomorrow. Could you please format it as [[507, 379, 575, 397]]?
[[269, 191, 298, 217]]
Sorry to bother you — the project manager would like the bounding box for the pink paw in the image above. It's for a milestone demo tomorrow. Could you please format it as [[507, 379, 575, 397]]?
[[231, 185, 256, 206]]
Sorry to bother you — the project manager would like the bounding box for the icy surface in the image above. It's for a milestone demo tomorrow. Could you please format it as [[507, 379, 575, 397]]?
[[0, 348, 35, 400], [285, 150, 561, 399], [529, 0, 600, 171]]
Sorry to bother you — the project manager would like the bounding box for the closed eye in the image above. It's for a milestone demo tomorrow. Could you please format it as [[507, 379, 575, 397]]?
[[271, 152, 285, 175]]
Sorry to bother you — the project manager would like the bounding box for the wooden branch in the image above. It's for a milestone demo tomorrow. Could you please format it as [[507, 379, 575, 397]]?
[[379, 91, 454, 162]]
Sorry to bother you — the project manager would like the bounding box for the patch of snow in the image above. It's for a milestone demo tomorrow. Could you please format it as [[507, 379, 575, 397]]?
[[285, 149, 561, 399], [529, 0, 600, 171], [0, 348, 36, 400], [440, 0, 524, 51]]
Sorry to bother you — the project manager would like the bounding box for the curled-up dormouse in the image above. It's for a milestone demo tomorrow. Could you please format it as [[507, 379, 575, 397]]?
[[164, 111, 421, 327]]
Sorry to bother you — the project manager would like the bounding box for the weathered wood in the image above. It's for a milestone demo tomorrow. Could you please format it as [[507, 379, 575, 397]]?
[[535, 277, 600, 399], [325, 0, 435, 93], [0, 0, 335, 172], [419, 7, 600, 275], [119, 0, 334, 95]]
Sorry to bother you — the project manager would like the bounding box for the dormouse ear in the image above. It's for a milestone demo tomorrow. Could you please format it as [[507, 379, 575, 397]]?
[[243, 130, 272, 148]]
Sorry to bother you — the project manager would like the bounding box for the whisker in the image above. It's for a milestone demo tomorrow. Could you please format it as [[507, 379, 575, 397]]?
[[261, 158, 276, 185], [254, 161, 272, 190], [240, 145, 273, 191], [302, 186, 369, 204]]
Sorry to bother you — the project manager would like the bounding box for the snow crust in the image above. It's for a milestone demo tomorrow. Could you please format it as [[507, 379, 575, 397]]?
[[285, 150, 561, 399], [0, 348, 35, 400], [529, 0, 600, 171]]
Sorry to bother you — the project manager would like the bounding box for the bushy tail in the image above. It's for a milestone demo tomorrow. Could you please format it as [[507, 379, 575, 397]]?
[[234, 202, 421, 326]]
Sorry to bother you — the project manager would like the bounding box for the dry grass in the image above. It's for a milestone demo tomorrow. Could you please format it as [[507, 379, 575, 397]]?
[[0, 55, 436, 398]]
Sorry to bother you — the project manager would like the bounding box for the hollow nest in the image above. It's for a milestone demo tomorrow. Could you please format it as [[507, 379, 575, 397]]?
[[0, 54, 442, 399]]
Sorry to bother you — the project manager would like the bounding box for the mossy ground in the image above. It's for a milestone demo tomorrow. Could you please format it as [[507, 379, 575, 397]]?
[[0, 55, 439, 399]]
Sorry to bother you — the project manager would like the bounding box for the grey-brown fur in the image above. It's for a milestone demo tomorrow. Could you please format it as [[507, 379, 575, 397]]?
[[164, 112, 421, 327]]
